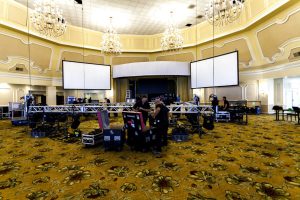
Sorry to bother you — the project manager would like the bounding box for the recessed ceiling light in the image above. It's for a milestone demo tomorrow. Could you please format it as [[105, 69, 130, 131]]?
[[186, 23, 192, 27], [196, 15, 203, 19], [188, 4, 196, 9]]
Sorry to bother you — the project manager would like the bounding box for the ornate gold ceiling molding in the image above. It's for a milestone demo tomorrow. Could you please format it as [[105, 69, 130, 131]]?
[[0, 0, 293, 53], [255, 7, 300, 64], [272, 37, 300, 62], [289, 47, 300, 61], [111, 56, 149, 66], [108, 52, 150, 66], [0, 31, 54, 72], [240, 59, 300, 76], [200, 37, 255, 68], [156, 52, 195, 62], [56, 49, 105, 72]]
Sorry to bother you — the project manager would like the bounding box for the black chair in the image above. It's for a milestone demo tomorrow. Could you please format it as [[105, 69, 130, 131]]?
[[272, 105, 283, 121], [286, 107, 299, 121]]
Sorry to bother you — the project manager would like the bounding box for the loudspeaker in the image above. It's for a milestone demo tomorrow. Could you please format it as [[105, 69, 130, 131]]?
[[71, 115, 80, 129], [203, 115, 214, 130]]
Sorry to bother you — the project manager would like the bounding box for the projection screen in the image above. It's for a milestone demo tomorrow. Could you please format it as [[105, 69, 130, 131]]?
[[63, 61, 111, 90], [191, 51, 239, 88]]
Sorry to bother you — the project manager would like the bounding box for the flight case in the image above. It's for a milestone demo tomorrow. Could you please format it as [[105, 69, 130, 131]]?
[[215, 111, 230, 122]]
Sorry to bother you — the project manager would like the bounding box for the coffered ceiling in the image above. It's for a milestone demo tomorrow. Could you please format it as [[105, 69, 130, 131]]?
[[15, 0, 210, 35]]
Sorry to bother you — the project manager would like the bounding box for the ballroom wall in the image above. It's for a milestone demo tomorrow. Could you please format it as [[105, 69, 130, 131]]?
[[0, 0, 300, 110]]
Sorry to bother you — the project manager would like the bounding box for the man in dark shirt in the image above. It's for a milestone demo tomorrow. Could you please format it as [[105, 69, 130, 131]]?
[[104, 97, 111, 117], [133, 96, 150, 125], [133, 97, 142, 110], [140, 96, 151, 125], [223, 96, 230, 111], [152, 98, 170, 155], [211, 95, 219, 113]]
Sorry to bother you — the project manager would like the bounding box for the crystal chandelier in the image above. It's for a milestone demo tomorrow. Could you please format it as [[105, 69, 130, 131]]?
[[30, 0, 67, 37], [101, 17, 122, 56], [161, 12, 184, 51], [205, 0, 244, 26]]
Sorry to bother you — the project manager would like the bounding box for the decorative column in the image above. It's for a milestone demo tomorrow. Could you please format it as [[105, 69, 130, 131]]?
[[46, 86, 56, 105]]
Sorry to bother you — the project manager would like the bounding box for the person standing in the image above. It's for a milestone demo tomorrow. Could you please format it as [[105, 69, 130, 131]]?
[[138, 96, 151, 126], [211, 95, 219, 113], [176, 95, 181, 103], [152, 98, 170, 156], [133, 96, 142, 111], [104, 97, 111, 117], [194, 94, 200, 105]]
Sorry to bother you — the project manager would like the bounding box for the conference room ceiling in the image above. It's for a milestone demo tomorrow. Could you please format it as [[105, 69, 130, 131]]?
[[14, 0, 209, 35]]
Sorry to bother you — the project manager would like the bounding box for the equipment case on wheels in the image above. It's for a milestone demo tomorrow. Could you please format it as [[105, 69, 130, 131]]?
[[215, 111, 230, 122], [103, 128, 125, 151], [86, 110, 125, 150], [123, 111, 155, 152], [82, 129, 104, 146], [172, 125, 189, 142]]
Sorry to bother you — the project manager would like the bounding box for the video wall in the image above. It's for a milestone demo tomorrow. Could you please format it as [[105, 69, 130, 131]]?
[[191, 51, 239, 88], [63, 61, 111, 90]]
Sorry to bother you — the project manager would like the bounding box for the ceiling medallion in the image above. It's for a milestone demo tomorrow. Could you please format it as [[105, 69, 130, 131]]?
[[31, 0, 67, 37], [205, 0, 245, 26], [161, 12, 184, 51], [101, 17, 122, 56]]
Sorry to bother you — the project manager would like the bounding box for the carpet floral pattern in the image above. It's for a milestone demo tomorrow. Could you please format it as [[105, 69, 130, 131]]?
[[0, 115, 299, 199]]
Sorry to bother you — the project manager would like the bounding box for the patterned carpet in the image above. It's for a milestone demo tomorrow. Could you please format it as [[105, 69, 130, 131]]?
[[0, 115, 299, 200]]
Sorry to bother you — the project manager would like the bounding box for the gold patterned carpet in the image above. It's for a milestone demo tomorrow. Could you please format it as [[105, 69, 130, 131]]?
[[0, 115, 299, 200]]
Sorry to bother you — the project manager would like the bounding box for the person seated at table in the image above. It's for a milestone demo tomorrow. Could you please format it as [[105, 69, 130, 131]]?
[[223, 96, 230, 111]]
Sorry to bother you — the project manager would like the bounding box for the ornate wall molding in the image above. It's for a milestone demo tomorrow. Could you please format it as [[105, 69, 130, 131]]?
[[0, 0, 293, 53], [255, 8, 300, 63], [156, 51, 195, 62], [0, 56, 49, 74], [272, 37, 300, 62], [56, 49, 104, 71], [240, 60, 300, 76], [0, 31, 54, 72], [200, 37, 255, 68]]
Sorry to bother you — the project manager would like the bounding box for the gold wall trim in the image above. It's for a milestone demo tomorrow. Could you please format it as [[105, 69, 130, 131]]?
[[0, 71, 62, 85]]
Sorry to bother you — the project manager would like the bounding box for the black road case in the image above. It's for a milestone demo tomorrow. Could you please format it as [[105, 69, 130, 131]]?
[[103, 129, 125, 151]]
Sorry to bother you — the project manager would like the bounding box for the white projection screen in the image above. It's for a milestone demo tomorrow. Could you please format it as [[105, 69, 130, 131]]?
[[191, 51, 239, 88], [63, 61, 111, 90]]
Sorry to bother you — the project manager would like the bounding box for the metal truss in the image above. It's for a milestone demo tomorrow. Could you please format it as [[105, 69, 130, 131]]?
[[28, 104, 214, 114]]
